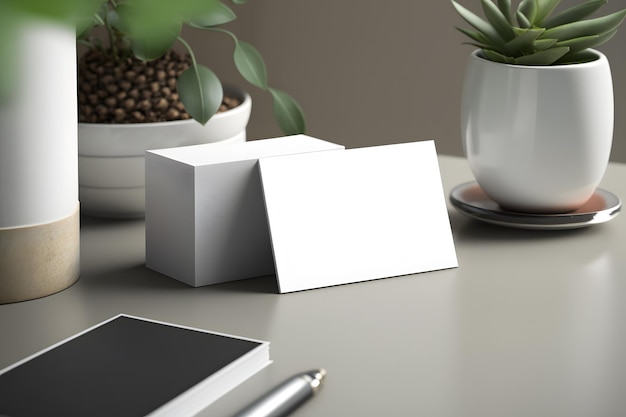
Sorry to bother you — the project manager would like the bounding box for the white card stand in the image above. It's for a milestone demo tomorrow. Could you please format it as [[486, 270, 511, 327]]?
[[145, 135, 344, 286], [258, 140, 458, 293]]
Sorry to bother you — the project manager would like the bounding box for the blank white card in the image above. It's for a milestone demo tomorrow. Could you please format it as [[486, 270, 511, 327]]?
[[258, 140, 458, 293]]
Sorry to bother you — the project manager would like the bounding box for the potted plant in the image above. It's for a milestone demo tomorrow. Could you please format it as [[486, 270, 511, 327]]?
[[77, 0, 306, 217], [451, 0, 626, 213]]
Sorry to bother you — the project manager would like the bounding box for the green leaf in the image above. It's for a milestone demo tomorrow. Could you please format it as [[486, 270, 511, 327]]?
[[177, 65, 224, 125], [117, 2, 182, 61], [555, 28, 618, 53], [516, 10, 532, 28], [518, 0, 537, 26], [13, 0, 105, 26], [234, 40, 268, 89], [481, 0, 516, 41], [542, 8, 626, 41], [76, 19, 96, 40], [532, 38, 558, 50], [482, 49, 515, 63], [455, 26, 491, 45], [231, 0, 249, 4], [106, 9, 122, 32], [497, 0, 514, 24], [451, 0, 506, 50], [513, 46, 570, 65], [130, 25, 181, 61], [534, 0, 561, 25], [554, 49, 599, 64], [269, 88, 306, 135], [503, 28, 545, 54], [0, 2, 19, 102], [188, 2, 236, 27], [13, 0, 105, 36], [544, 0, 607, 28], [75, 0, 106, 37]]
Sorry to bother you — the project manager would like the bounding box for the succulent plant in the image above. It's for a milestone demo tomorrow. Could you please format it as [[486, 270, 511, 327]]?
[[451, 0, 626, 65]]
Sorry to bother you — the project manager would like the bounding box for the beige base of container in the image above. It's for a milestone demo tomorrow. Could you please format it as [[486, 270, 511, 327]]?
[[0, 205, 80, 304]]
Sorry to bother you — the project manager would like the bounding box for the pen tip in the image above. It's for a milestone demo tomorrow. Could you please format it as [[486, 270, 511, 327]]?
[[307, 369, 326, 392]]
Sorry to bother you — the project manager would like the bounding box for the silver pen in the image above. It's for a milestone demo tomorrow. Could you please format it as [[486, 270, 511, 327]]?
[[233, 369, 326, 417]]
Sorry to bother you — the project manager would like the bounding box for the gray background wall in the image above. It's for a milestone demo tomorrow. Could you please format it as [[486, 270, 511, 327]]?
[[186, 0, 626, 162]]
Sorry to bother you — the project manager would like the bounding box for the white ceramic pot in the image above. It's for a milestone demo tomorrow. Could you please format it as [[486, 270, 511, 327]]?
[[461, 49, 614, 213], [78, 88, 251, 218], [0, 18, 79, 303]]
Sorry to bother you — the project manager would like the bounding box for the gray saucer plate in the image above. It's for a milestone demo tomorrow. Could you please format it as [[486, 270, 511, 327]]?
[[450, 181, 621, 230]]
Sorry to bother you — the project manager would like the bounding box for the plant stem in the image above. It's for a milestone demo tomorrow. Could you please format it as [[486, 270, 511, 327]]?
[[207, 27, 239, 44], [104, 0, 119, 59], [177, 37, 199, 70], [177, 36, 206, 112]]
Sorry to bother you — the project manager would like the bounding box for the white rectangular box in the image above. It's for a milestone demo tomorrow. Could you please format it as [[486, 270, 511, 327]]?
[[145, 135, 344, 286]]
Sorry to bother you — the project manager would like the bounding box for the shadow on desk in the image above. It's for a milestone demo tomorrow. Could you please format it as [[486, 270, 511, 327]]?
[[79, 263, 280, 296], [80, 215, 280, 295]]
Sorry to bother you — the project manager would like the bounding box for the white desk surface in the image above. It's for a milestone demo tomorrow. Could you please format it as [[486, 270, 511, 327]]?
[[1, 155, 624, 417]]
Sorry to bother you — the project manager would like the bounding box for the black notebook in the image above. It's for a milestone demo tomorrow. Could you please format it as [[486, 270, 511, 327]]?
[[0, 314, 270, 417]]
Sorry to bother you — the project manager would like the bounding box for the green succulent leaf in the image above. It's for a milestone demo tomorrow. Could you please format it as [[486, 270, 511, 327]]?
[[533, 39, 558, 51], [518, 0, 538, 26], [481, 0, 516, 41], [188, 2, 235, 28], [231, 0, 249, 4], [555, 28, 618, 53], [503, 28, 545, 53], [544, 0, 607, 28], [456, 26, 491, 45], [177, 65, 223, 125], [465, 42, 493, 50], [497, 0, 514, 24], [451, 0, 506, 50], [513, 46, 570, 65], [541, 8, 626, 40], [234, 40, 268, 90], [555, 49, 600, 64], [532, 38, 558, 50], [269, 88, 306, 135], [534, 0, 562, 26], [516, 10, 532, 28], [482, 49, 516, 63]]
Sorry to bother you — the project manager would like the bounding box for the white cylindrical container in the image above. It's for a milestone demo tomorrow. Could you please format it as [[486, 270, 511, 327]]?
[[0, 17, 80, 303], [461, 49, 613, 213]]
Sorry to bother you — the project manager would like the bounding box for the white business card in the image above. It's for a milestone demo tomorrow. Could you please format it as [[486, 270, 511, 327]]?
[[258, 140, 458, 293]]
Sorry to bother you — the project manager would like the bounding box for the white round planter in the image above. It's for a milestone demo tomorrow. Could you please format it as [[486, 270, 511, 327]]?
[[78, 88, 251, 218], [0, 18, 79, 303], [461, 49, 614, 213]]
